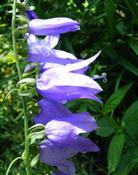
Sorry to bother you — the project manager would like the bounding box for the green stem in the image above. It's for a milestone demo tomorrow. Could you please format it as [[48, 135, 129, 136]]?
[[12, 0, 31, 175], [6, 157, 23, 175]]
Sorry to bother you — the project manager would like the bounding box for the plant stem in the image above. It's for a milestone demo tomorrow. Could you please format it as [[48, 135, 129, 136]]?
[[12, 0, 31, 174], [6, 157, 23, 175]]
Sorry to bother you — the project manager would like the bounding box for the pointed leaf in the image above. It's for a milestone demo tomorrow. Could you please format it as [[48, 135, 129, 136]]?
[[108, 132, 125, 174], [96, 117, 116, 137], [103, 83, 132, 115], [122, 101, 138, 142]]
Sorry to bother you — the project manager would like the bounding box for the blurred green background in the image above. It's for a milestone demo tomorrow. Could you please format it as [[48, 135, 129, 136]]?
[[0, 0, 138, 175]]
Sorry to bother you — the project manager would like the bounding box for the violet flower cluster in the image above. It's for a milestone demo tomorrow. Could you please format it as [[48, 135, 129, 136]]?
[[26, 10, 102, 175]]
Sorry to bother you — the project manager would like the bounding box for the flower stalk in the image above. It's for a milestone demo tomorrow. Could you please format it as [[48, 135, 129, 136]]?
[[12, 0, 31, 174]]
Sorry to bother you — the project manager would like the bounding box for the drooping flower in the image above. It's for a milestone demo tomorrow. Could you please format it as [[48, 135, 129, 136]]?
[[36, 99, 99, 175], [40, 116, 99, 175], [26, 33, 79, 64], [36, 51, 102, 102], [33, 99, 72, 124], [29, 17, 80, 35]]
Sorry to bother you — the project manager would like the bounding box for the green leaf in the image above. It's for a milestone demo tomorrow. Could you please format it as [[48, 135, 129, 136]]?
[[114, 147, 138, 175], [103, 83, 132, 115], [124, 0, 138, 20], [128, 39, 138, 55], [17, 78, 36, 85], [105, 48, 138, 76], [18, 88, 37, 97], [96, 117, 116, 137], [104, 0, 116, 38], [30, 154, 39, 168], [29, 130, 45, 145], [118, 57, 138, 76], [122, 101, 138, 142], [108, 132, 125, 174]]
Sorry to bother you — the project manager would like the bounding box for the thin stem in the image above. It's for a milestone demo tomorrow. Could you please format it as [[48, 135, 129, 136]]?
[[6, 157, 23, 175], [12, 0, 22, 80], [12, 0, 31, 175]]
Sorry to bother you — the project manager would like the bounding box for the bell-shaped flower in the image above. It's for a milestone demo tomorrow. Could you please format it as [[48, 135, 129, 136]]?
[[37, 99, 98, 175], [34, 99, 98, 131], [40, 113, 99, 175], [33, 99, 72, 124], [29, 17, 80, 35], [26, 34, 80, 65], [36, 52, 102, 102]]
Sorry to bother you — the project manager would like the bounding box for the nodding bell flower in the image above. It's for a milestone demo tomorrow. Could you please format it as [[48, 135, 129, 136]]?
[[26, 33, 79, 64], [36, 51, 102, 102], [29, 17, 80, 35], [26, 33, 89, 73], [35, 99, 99, 175], [26, 10, 102, 175]]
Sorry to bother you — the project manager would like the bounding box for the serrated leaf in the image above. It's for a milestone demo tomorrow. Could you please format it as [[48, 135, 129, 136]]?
[[96, 117, 116, 137], [108, 132, 125, 174], [122, 101, 138, 142], [103, 83, 132, 115]]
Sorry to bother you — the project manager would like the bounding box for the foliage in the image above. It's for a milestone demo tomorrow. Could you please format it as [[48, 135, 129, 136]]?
[[0, 0, 138, 175]]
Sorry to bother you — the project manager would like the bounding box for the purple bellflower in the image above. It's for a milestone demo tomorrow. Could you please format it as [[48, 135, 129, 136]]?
[[26, 10, 102, 175], [35, 99, 99, 175], [36, 51, 102, 102], [26, 33, 80, 64], [26, 33, 89, 73], [40, 116, 99, 174], [34, 99, 72, 124], [29, 17, 80, 35]]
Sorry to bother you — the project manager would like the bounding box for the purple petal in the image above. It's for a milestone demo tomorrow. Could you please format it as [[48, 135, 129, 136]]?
[[25, 10, 38, 20], [36, 69, 102, 102], [44, 35, 60, 48], [52, 173, 69, 175], [24, 63, 37, 72], [40, 136, 98, 174], [29, 18, 80, 35], [52, 173, 70, 175], [34, 99, 72, 124], [26, 35, 80, 64], [46, 112, 97, 135], [46, 116, 97, 143], [64, 51, 101, 72], [40, 140, 75, 175]]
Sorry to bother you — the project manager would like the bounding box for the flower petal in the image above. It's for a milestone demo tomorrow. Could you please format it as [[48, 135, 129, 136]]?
[[29, 18, 80, 35], [46, 114, 97, 142], [44, 35, 60, 48], [25, 10, 38, 20], [34, 99, 72, 124], [36, 69, 102, 101], [40, 140, 75, 175]]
